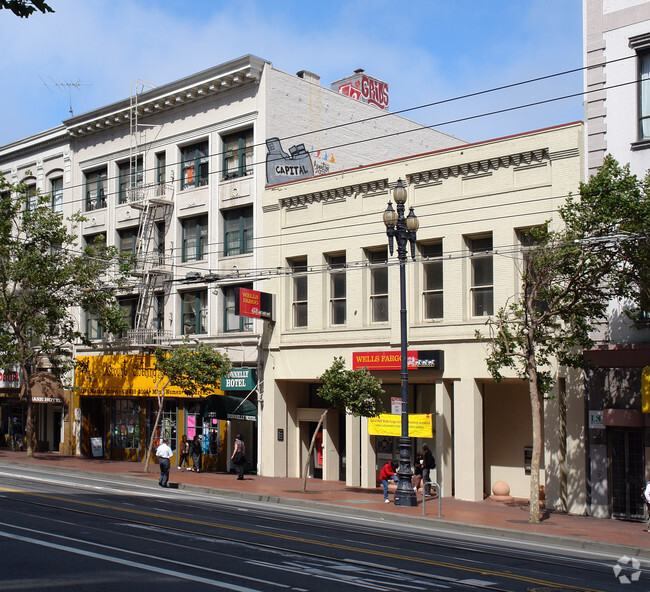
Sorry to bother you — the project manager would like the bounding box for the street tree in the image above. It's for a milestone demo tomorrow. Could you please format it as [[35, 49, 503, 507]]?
[[477, 156, 650, 523], [301, 356, 385, 492], [143, 339, 232, 472], [0, 174, 133, 457], [0, 0, 53, 17]]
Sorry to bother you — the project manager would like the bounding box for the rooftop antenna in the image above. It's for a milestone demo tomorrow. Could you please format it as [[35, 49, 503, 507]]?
[[41, 76, 93, 116]]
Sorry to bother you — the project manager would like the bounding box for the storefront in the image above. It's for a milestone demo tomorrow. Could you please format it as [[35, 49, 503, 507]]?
[[74, 354, 258, 471], [0, 366, 22, 448]]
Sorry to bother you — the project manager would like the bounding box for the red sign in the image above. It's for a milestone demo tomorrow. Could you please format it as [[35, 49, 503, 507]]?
[[352, 350, 443, 371], [332, 72, 389, 110], [235, 288, 274, 321]]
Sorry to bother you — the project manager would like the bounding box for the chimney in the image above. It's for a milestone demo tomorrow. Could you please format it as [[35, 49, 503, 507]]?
[[296, 70, 321, 84]]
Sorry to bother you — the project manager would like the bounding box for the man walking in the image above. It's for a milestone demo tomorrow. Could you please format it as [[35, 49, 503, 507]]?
[[156, 438, 173, 487], [10, 417, 22, 451], [422, 443, 436, 495]]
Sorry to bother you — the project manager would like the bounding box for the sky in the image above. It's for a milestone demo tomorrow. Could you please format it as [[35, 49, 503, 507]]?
[[0, 0, 584, 147]]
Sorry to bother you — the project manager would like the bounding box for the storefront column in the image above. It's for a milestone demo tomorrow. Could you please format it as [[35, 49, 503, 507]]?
[[345, 414, 361, 487], [360, 416, 376, 489], [453, 377, 483, 501], [323, 411, 339, 481], [260, 379, 287, 477], [436, 380, 453, 497]]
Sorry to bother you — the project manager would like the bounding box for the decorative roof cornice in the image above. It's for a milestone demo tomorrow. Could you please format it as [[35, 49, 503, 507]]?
[[280, 179, 389, 210], [64, 55, 268, 139]]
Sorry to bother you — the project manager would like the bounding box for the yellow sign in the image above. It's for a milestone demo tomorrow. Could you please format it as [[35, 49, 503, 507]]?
[[642, 366, 650, 413], [368, 413, 433, 437], [75, 354, 223, 398]]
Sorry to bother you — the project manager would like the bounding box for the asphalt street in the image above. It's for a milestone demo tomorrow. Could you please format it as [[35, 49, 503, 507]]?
[[1, 464, 647, 592]]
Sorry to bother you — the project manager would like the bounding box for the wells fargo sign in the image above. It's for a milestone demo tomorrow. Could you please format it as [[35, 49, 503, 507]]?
[[368, 414, 433, 437], [352, 350, 443, 371], [75, 354, 223, 398], [235, 287, 274, 321]]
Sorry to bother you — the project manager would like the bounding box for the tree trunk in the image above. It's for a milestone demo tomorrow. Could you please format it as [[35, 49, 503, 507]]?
[[528, 353, 543, 524], [143, 378, 168, 473], [301, 409, 328, 493], [21, 364, 34, 458]]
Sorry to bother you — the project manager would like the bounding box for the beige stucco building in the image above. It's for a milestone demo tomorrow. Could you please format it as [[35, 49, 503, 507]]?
[[260, 122, 586, 512]]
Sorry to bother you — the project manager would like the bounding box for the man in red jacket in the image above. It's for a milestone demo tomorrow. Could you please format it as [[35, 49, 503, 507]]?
[[380, 460, 399, 503]]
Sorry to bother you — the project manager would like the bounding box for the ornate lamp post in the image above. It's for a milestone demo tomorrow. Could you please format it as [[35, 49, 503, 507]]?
[[383, 178, 419, 507]]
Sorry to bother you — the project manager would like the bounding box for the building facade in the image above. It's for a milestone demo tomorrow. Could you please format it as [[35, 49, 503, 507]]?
[[260, 122, 586, 513], [584, 0, 650, 520], [0, 55, 462, 467]]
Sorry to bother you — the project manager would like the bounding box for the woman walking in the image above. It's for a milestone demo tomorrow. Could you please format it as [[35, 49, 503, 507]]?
[[190, 434, 202, 472], [231, 434, 246, 480], [178, 435, 190, 470]]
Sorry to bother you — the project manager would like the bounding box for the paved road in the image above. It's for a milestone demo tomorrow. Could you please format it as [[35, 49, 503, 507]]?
[[0, 465, 647, 591]]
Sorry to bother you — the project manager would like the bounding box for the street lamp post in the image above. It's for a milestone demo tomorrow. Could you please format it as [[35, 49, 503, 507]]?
[[383, 178, 419, 507]]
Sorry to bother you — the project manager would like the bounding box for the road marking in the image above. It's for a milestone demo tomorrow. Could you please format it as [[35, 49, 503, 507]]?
[[0, 485, 606, 592]]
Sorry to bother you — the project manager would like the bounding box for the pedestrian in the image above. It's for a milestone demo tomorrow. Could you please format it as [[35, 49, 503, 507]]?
[[231, 434, 246, 480], [10, 417, 22, 451], [156, 437, 173, 487], [643, 478, 650, 532], [413, 451, 424, 492], [190, 434, 202, 472], [178, 435, 190, 470], [422, 443, 436, 495], [379, 460, 399, 503]]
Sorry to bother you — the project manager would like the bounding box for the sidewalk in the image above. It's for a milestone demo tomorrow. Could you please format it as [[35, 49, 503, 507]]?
[[1, 449, 648, 558]]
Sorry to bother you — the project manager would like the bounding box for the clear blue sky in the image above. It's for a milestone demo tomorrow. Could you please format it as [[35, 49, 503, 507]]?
[[0, 0, 583, 147]]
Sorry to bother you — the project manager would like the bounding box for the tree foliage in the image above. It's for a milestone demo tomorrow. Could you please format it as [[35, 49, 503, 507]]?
[[301, 356, 384, 492], [0, 0, 53, 17], [0, 174, 132, 457], [142, 339, 232, 472], [477, 156, 650, 523]]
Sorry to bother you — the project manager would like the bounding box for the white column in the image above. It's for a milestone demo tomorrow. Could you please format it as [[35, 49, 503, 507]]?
[[453, 377, 484, 501], [360, 416, 376, 488], [346, 414, 361, 487], [435, 380, 454, 497]]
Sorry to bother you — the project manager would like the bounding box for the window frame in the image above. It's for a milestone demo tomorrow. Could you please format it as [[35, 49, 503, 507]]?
[[119, 227, 139, 255], [118, 157, 143, 204], [327, 254, 346, 326], [181, 215, 208, 262], [421, 241, 443, 320], [222, 128, 254, 180], [290, 257, 308, 328], [50, 176, 63, 213], [469, 235, 494, 317], [181, 290, 207, 335], [86, 310, 104, 340], [223, 206, 253, 256], [368, 248, 389, 323], [85, 167, 107, 211], [180, 141, 209, 190], [223, 284, 254, 333]]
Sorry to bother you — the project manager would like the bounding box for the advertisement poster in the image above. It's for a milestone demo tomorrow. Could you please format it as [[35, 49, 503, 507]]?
[[368, 414, 433, 438]]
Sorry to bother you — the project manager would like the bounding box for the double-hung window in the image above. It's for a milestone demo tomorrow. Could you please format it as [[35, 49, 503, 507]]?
[[118, 157, 143, 204], [156, 151, 166, 192], [181, 215, 208, 262], [421, 242, 443, 319], [86, 310, 103, 340], [51, 177, 63, 213], [117, 296, 138, 336], [469, 236, 493, 317], [290, 258, 308, 328], [368, 249, 388, 323], [85, 167, 107, 211], [224, 284, 254, 332], [328, 254, 346, 325], [223, 206, 253, 256], [640, 51, 650, 140], [222, 128, 253, 180], [119, 227, 139, 255], [181, 141, 209, 190], [25, 182, 37, 211], [182, 290, 207, 335]]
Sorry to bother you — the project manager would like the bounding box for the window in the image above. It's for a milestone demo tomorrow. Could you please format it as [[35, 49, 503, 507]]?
[[182, 215, 208, 262], [86, 311, 103, 340], [290, 258, 308, 328], [469, 236, 493, 317], [222, 128, 253, 180], [182, 290, 207, 335], [223, 206, 253, 256], [421, 242, 443, 319], [85, 167, 107, 211], [119, 227, 139, 254], [368, 249, 388, 323], [156, 151, 166, 186], [154, 293, 165, 331], [118, 157, 143, 203], [223, 284, 254, 332], [25, 182, 37, 211], [112, 399, 141, 450], [117, 296, 138, 336], [181, 141, 209, 190], [156, 222, 166, 265], [84, 233, 106, 249], [50, 177, 63, 213], [328, 254, 346, 325], [640, 52, 650, 140]]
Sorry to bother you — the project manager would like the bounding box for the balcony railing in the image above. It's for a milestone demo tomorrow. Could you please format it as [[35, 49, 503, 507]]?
[[126, 328, 173, 347], [126, 182, 174, 207]]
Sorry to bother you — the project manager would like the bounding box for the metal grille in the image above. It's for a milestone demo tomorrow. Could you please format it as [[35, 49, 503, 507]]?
[[610, 429, 645, 520]]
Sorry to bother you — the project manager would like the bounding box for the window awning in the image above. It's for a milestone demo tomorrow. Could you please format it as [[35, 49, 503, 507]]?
[[201, 394, 257, 422]]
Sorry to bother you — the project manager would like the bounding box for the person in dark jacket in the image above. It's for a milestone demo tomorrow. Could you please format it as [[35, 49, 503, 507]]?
[[379, 460, 399, 503], [190, 434, 202, 472], [422, 443, 436, 494], [231, 434, 246, 480]]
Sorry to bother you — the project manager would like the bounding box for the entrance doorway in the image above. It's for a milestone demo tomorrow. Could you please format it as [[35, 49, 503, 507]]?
[[609, 428, 645, 520]]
